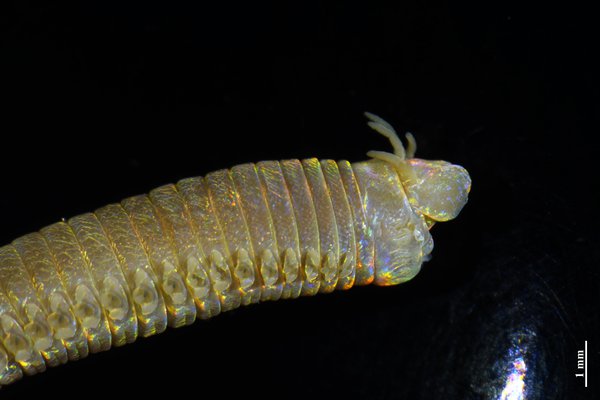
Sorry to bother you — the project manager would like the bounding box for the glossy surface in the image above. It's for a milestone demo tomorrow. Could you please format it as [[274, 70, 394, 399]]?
[[353, 161, 433, 285], [399, 159, 471, 222]]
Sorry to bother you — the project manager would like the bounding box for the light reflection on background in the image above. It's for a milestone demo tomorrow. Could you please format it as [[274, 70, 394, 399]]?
[[499, 356, 527, 400], [498, 332, 531, 400]]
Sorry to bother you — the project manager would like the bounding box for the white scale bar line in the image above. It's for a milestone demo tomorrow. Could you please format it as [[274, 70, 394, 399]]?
[[585, 340, 588, 388]]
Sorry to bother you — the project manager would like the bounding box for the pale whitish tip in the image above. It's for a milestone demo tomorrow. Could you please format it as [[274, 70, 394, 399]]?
[[322, 251, 337, 282], [283, 248, 300, 283], [100, 277, 129, 321], [24, 303, 43, 321], [24, 320, 53, 352], [1, 316, 33, 363], [133, 269, 159, 316], [209, 250, 232, 292], [186, 256, 211, 299], [304, 248, 320, 283], [235, 249, 255, 290], [161, 260, 188, 305], [259, 249, 279, 286], [23, 304, 53, 351], [1, 316, 18, 334], [4, 334, 32, 363], [339, 252, 355, 279], [74, 285, 101, 329], [47, 293, 77, 340], [47, 311, 77, 340], [405, 132, 417, 159]]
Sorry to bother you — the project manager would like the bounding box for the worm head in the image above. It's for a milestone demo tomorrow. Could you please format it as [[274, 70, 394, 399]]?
[[364, 112, 472, 225], [397, 159, 471, 222]]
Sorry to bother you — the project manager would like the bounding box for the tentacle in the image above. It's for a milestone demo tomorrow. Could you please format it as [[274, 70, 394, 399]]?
[[405, 132, 417, 159], [366, 150, 404, 167], [364, 112, 406, 160], [364, 112, 418, 161]]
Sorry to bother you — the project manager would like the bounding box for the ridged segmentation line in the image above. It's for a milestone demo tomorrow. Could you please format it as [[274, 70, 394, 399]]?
[[0, 159, 373, 386]]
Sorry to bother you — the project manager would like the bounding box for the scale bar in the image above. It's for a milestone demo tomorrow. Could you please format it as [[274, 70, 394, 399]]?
[[585, 340, 588, 388]]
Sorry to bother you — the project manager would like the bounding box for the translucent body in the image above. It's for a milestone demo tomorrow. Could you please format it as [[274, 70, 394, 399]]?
[[0, 114, 471, 386], [352, 161, 433, 285]]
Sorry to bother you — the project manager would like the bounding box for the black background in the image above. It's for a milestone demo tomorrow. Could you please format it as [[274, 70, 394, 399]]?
[[1, 1, 598, 399]]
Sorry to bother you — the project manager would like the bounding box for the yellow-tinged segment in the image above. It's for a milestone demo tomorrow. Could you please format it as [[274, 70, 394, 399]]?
[[231, 163, 283, 301], [321, 160, 357, 290], [148, 185, 201, 324], [338, 160, 375, 285], [95, 204, 168, 337], [122, 195, 219, 321], [68, 213, 138, 345], [256, 161, 303, 299], [0, 246, 49, 373], [301, 158, 340, 293], [0, 339, 22, 385], [13, 233, 87, 361], [1, 314, 43, 375], [205, 169, 261, 306], [41, 222, 112, 353], [279, 159, 321, 295], [122, 195, 182, 322], [176, 177, 240, 312], [0, 289, 27, 382]]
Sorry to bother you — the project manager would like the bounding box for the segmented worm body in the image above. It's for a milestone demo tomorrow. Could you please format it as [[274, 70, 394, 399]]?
[[0, 113, 471, 386]]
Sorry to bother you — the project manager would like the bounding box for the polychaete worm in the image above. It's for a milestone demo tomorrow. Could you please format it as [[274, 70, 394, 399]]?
[[0, 113, 471, 386]]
